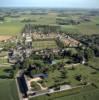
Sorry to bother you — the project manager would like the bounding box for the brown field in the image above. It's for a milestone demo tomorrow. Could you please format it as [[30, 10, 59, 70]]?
[[0, 35, 12, 41]]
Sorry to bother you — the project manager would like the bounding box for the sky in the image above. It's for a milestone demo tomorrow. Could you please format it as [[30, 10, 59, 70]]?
[[0, 0, 99, 8]]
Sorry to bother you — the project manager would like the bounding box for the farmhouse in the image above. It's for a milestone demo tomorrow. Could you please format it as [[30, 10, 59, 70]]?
[[25, 35, 32, 43]]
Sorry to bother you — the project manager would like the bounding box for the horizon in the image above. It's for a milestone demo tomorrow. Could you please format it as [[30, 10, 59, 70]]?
[[0, 7, 99, 10], [0, 0, 99, 9]]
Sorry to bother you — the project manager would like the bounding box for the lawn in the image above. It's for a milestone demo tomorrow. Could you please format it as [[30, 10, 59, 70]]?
[[43, 63, 99, 87], [31, 81, 41, 91], [66, 64, 94, 85], [30, 85, 99, 100], [45, 69, 62, 87], [32, 40, 58, 49], [0, 79, 19, 100]]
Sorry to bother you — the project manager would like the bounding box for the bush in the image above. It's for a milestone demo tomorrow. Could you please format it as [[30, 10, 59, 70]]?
[[38, 80, 46, 87], [31, 82, 41, 91]]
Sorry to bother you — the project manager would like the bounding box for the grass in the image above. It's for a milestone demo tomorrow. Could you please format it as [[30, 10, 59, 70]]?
[[54, 58, 69, 64], [0, 22, 24, 36], [54, 88, 99, 100], [32, 40, 58, 49], [0, 67, 7, 76], [62, 16, 99, 35], [31, 81, 41, 91], [66, 64, 94, 85], [30, 84, 98, 100], [0, 79, 19, 100], [0, 57, 8, 64], [88, 57, 99, 69], [45, 70, 62, 87], [76, 22, 99, 35], [44, 62, 99, 87], [0, 66, 12, 78], [0, 13, 99, 35], [0, 51, 8, 57], [0, 14, 57, 36], [61, 22, 99, 35]]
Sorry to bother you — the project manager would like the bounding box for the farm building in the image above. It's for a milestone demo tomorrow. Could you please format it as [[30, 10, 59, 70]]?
[[25, 35, 32, 48], [17, 74, 28, 98], [31, 73, 48, 79]]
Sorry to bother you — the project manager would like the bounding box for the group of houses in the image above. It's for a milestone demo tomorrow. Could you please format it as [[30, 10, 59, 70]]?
[[56, 34, 82, 47], [6, 30, 83, 99]]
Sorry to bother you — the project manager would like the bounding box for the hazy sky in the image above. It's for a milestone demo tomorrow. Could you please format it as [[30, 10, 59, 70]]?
[[0, 0, 99, 8]]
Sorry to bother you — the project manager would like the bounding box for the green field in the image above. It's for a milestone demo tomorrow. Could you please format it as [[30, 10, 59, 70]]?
[[0, 79, 19, 100], [0, 22, 24, 36], [30, 85, 99, 100], [0, 11, 99, 35], [61, 16, 99, 35], [0, 14, 57, 36], [0, 9, 99, 100], [32, 40, 58, 49], [54, 89, 99, 100]]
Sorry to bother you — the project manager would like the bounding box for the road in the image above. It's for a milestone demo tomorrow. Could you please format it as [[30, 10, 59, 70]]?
[[0, 63, 14, 67], [29, 85, 83, 99]]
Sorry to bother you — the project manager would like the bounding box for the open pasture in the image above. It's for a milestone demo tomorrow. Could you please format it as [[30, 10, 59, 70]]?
[[32, 40, 58, 50]]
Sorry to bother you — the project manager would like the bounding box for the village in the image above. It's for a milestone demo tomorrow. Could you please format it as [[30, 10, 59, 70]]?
[[0, 1, 99, 99], [0, 24, 90, 100]]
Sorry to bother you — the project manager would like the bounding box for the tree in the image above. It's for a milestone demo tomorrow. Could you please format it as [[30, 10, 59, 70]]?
[[85, 48, 94, 61], [0, 17, 4, 21], [60, 69, 67, 78], [75, 74, 82, 81], [33, 60, 44, 67], [23, 58, 31, 68], [92, 45, 99, 57]]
